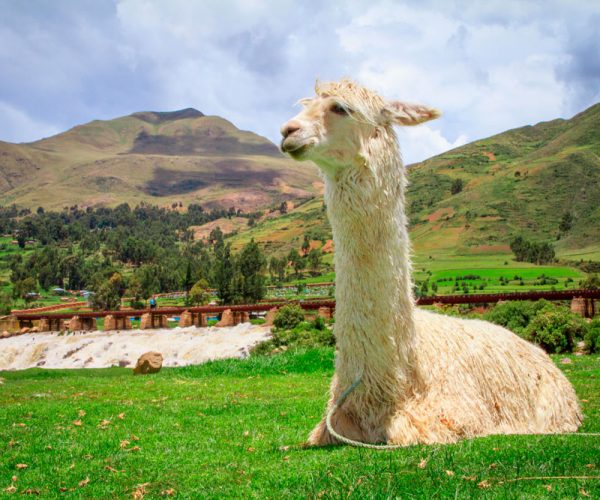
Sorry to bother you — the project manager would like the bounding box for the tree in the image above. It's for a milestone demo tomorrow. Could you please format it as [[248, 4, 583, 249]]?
[[287, 249, 304, 278], [450, 178, 464, 195], [237, 239, 266, 303], [559, 211, 573, 232], [301, 235, 310, 256], [307, 248, 322, 276], [214, 242, 236, 304], [89, 272, 126, 311], [13, 277, 38, 301], [182, 260, 194, 304], [189, 279, 211, 306]]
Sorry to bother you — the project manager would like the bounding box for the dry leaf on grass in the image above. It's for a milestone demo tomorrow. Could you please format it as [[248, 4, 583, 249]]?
[[489, 463, 497, 469], [161, 489, 175, 496], [0, 377, 5, 385], [22, 488, 40, 495], [14, 423, 26, 428], [543, 485, 552, 492], [3, 485, 16, 493], [126, 446, 140, 453], [45, 445, 52, 450], [78, 477, 90, 488], [418, 458, 428, 469], [462, 476, 476, 482], [15, 464, 27, 470], [11, 476, 16, 482], [279, 445, 290, 452], [445, 470, 454, 477], [585, 464, 595, 469], [72, 420, 82, 427], [132, 482, 150, 499], [580, 488, 590, 497], [78, 410, 86, 417], [120, 440, 130, 449], [118, 413, 125, 420], [105, 466, 122, 473], [97, 419, 111, 429], [246, 447, 255, 453], [477, 480, 491, 489], [243, 431, 250, 437], [131, 434, 140, 441], [8, 439, 17, 448]]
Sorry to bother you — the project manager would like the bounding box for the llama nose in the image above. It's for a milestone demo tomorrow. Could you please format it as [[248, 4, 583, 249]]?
[[281, 121, 301, 139]]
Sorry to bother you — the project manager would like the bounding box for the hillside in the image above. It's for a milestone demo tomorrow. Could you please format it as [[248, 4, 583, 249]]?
[[407, 102, 600, 257], [227, 103, 600, 260], [0, 109, 322, 211]]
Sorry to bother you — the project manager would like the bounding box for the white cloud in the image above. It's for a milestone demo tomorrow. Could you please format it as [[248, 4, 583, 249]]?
[[0, 102, 60, 143], [398, 125, 468, 165], [0, 0, 598, 164]]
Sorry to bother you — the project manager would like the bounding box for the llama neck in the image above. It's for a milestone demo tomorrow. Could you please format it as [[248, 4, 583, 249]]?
[[323, 135, 419, 401]]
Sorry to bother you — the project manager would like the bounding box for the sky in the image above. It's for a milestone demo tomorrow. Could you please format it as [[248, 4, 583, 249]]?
[[1, 0, 599, 164]]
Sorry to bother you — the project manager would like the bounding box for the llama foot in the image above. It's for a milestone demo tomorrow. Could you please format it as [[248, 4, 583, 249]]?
[[307, 410, 366, 446]]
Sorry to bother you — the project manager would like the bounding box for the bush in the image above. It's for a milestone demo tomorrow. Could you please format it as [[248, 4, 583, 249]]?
[[484, 300, 550, 335], [524, 305, 589, 354], [584, 318, 600, 353], [273, 305, 305, 330], [251, 320, 334, 356]]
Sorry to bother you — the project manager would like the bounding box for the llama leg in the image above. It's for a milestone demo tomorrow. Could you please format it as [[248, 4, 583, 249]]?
[[307, 407, 366, 446]]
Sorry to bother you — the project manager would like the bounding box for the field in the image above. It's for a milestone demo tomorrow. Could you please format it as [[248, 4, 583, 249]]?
[[1, 349, 598, 497]]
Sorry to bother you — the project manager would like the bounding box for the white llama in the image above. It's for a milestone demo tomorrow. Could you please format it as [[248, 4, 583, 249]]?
[[280, 80, 581, 446]]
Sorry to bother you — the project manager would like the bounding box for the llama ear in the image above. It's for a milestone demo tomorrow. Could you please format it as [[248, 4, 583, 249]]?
[[383, 101, 441, 126]]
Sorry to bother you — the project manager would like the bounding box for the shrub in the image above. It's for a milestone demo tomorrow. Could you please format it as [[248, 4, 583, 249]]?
[[251, 320, 334, 356], [273, 305, 305, 330], [484, 300, 550, 335], [584, 318, 600, 353], [524, 305, 589, 354]]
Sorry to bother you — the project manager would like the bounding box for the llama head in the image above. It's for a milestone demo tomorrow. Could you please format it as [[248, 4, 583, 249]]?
[[280, 79, 440, 174]]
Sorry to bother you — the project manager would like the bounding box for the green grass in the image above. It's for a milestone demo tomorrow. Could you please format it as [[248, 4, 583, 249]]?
[[1, 349, 598, 497]]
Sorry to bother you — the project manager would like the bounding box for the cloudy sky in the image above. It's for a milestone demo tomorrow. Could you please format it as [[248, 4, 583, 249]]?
[[1, 0, 599, 163]]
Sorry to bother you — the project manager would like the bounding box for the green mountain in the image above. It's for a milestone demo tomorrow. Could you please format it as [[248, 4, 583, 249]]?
[[0, 109, 322, 211], [407, 102, 600, 257], [227, 103, 600, 261]]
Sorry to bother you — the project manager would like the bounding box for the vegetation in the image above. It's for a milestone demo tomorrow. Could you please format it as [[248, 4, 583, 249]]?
[[523, 305, 588, 354], [0, 349, 598, 497], [510, 236, 556, 264], [272, 305, 306, 330], [584, 318, 600, 353]]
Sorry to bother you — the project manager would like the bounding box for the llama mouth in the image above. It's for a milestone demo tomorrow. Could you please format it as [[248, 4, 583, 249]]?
[[281, 142, 311, 159]]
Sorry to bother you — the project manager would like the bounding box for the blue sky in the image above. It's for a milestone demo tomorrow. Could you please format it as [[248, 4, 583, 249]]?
[[1, 0, 599, 164]]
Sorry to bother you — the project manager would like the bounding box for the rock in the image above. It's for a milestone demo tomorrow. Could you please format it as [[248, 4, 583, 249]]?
[[20, 327, 30, 334], [30, 326, 39, 333], [118, 360, 131, 367], [1, 330, 10, 339], [133, 352, 163, 375]]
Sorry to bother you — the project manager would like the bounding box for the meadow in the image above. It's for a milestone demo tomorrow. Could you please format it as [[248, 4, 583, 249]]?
[[1, 348, 598, 498]]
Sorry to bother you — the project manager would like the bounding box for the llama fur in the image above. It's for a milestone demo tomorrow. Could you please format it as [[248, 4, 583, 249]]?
[[280, 79, 582, 446]]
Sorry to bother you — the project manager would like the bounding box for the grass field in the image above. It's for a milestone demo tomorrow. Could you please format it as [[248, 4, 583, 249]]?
[[1, 349, 598, 497]]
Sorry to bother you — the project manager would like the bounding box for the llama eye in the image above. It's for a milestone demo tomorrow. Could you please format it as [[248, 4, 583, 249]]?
[[330, 103, 349, 116]]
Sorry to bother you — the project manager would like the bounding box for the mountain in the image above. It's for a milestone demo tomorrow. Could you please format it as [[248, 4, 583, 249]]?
[[0, 108, 322, 210], [406, 102, 600, 257], [227, 103, 600, 260]]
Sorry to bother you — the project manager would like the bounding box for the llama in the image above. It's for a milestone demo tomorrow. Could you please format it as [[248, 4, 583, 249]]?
[[280, 79, 582, 446]]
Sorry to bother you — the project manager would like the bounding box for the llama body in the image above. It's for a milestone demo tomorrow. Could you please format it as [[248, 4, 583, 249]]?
[[280, 80, 581, 446]]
